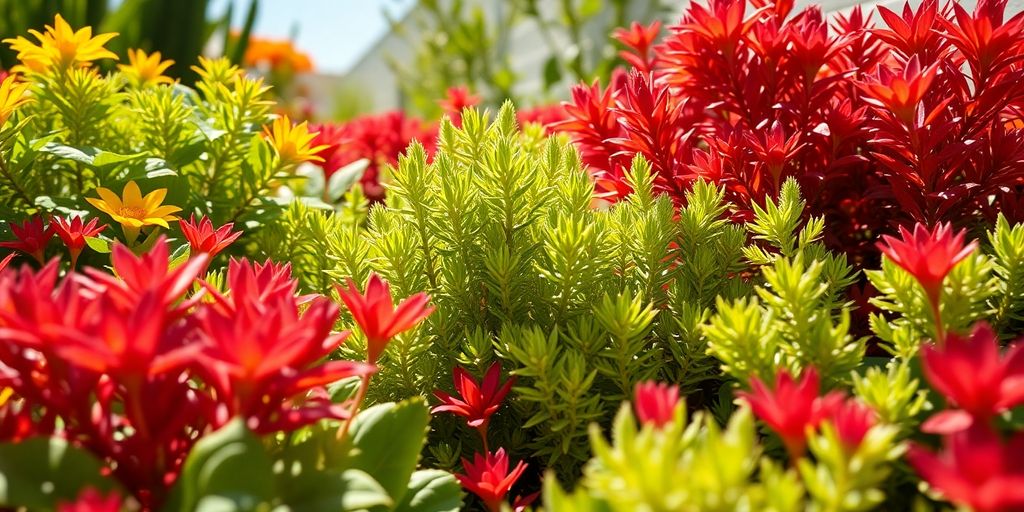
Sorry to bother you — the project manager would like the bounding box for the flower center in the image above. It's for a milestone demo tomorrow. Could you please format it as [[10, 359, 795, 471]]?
[[117, 206, 147, 219]]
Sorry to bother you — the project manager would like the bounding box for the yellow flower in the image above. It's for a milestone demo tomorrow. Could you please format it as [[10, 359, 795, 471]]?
[[0, 387, 12, 407], [86, 180, 181, 243], [3, 14, 118, 72], [0, 74, 30, 127], [119, 49, 174, 86], [262, 116, 327, 166]]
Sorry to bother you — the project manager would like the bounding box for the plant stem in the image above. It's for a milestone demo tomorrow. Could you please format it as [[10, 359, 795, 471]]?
[[337, 373, 371, 441]]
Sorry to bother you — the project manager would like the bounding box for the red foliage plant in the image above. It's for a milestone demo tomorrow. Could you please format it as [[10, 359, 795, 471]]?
[[0, 238, 375, 510], [309, 88, 566, 204], [311, 112, 438, 202], [558, 0, 1024, 264]]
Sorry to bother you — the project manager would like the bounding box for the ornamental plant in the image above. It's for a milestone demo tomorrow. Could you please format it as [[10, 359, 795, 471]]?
[[264, 96, 1024, 509], [5, 3, 1024, 511], [0, 14, 463, 512], [0, 237, 458, 512], [0, 14, 338, 271], [559, 0, 1024, 263]]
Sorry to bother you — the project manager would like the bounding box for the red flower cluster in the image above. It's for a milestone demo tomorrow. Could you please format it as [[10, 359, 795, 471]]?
[[179, 214, 242, 260], [918, 322, 1024, 434], [1, 216, 55, 264], [58, 489, 123, 512], [633, 380, 681, 428], [433, 361, 525, 510], [739, 367, 876, 459], [51, 216, 106, 268], [908, 425, 1024, 512], [559, 0, 1024, 261], [310, 112, 438, 202], [0, 237, 374, 509], [432, 361, 515, 445], [2, 215, 109, 268], [456, 448, 536, 512], [876, 222, 977, 317], [336, 272, 434, 365]]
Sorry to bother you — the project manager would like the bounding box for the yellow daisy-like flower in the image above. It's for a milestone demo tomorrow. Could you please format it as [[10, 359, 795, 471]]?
[[119, 49, 175, 86], [3, 14, 118, 72], [86, 180, 181, 243], [262, 116, 328, 166], [0, 74, 30, 127]]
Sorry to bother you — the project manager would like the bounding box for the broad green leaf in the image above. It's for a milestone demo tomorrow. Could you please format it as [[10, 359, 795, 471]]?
[[39, 143, 101, 165], [0, 437, 119, 510], [393, 470, 462, 512], [164, 418, 275, 512], [93, 151, 146, 168], [341, 399, 431, 504], [279, 469, 392, 512], [327, 159, 369, 202]]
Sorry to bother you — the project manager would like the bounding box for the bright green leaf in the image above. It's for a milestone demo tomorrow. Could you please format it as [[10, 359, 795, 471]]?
[[393, 470, 462, 512], [0, 437, 120, 510], [341, 399, 431, 504]]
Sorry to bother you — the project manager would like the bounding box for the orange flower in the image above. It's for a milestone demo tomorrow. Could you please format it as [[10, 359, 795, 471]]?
[[859, 56, 939, 123], [244, 36, 313, 73]]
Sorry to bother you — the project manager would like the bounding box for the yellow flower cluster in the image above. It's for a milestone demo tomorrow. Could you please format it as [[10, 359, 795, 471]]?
[[262, 116, 328, 166], [87, 181, 181, 243], [3, 14, 117, 72], [0, 75, 30, 127], [119, 49, 175, 86]]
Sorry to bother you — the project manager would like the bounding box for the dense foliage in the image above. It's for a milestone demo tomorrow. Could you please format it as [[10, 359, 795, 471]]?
[[559, 0, 1024, 265], [3, 2, 1024, 511]]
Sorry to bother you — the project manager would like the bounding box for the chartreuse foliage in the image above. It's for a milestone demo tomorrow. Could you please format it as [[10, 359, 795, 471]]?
[[264, 103, 895, 481], [544, 401, 902, 512], [706, 179, 862, 385], [264, 102, 759, 475]]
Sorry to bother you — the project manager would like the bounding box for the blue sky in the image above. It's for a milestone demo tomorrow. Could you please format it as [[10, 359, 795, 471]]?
[[208, 0, 415, 74]]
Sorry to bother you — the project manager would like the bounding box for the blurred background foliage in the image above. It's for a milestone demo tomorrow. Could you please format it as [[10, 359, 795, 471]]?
[[0, 0, 260, 83], [384, 0, 672, 117]]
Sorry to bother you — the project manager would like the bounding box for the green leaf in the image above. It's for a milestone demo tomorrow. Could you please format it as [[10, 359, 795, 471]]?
[[164, 418, 275, 512], [40, 143, 102, 165], [85, 236, 112, 254], [93, 151, 146, 168], [542, 56, 563, 91], [279, 469, 392, 512], [393, 470, 462, 512], [169, 138, 209, 167], [341, 399, 431, 505], [327, 159, 369, 202], [0, 437, 119, 510]]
